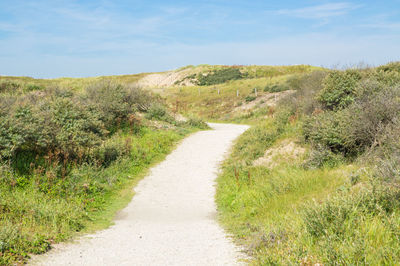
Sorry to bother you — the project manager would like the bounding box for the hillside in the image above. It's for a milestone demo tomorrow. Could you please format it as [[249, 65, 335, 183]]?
[[2, 62, 400, 265]]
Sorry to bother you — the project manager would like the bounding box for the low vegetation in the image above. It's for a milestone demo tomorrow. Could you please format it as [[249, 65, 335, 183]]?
[[215, 62, 400, 264], [2, 62, 400, 265], [0, 81, 207, 264]]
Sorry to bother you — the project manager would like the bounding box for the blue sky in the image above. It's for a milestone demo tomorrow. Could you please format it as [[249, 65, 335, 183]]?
[[0, 0, 399, 78]]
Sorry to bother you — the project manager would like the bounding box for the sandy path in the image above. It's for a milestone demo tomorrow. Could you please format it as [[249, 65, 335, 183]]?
[[30, 123, 249, 266]]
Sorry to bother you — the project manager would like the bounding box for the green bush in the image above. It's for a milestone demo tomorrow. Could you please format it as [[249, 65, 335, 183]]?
[[196, 68, 246, 86], [145, 103, 173, 122], [318, 70, 362, 110], [24, 84, 43, 92], [0, 82, 161, 171], [301, 181, 400, 264], [85, 82, 133, 130], [264, 84, 289, 93], [303, 144, 344, 169], [0, 80, 21, 93], [184, 117, 209, 129], [245, 95, 256, 102], [303, 110, 353, 154]]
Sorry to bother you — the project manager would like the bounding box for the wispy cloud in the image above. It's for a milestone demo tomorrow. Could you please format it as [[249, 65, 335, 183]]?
[[360, 21, 400, 30], [276, 2, 359, 19], [0, 0, 398, 78]]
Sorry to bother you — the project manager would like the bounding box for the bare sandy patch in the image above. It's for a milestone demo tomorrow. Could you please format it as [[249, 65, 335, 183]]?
[[253, 139, 306, 168]]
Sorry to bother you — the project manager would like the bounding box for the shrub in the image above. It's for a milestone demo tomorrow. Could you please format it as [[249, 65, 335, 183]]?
[[145, 103, 173, 122], [303, 144, 344, 169], [85, 82, 133, 130], [196, 68, 246, 86], [0, 80, 21, 93], [126, 85, 154, 112], [184, 117, 209, 129], [346, 86, 400, 151], [245, 95, 256, 102], [264, 84, 289, 93], [318, 70, 362, 110], [303, 110, 352, 154], [24, 84, 43, 92]]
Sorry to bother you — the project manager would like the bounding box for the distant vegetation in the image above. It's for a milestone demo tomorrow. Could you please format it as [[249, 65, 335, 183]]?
[[196, 68, 246, 86]]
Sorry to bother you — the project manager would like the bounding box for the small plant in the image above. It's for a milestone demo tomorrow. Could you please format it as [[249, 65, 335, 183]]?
[[264, 84, 289, 93], [184, 117, 209, 129], [245, 95, 256, 102]]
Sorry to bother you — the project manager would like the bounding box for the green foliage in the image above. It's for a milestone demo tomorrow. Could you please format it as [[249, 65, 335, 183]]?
[[85, 82, 135, 130], [24, 84, 43, 92], [303, 144, 344, 169], [303, 110, 352, 154], [184, 117, 209, 129], [318, 70, 362, 110], [0, 80, 21, 93], [0, 127, 189, 264], [215, 62, 400, 265], [145, 103, 173, 122], [232, 121, 279, 165], [196, 68, 246, 86], [300, 180, 400, 264], [0, 78, 210, 264], [377, 61, 400, 73], [304, 85, 400, 157], [244, 95, 256, 102], [263, 83, 289, 92]]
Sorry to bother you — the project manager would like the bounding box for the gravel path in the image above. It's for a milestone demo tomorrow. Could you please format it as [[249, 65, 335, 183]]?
[[30, 123, 249, 266]]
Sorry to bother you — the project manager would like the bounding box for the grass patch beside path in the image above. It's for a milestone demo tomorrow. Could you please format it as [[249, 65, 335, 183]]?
[[0, 127, 198, 265], [215, 117, 357, 264]]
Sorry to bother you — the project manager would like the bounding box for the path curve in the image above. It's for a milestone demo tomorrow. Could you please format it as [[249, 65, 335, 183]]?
[[31, 123, 249, 266]]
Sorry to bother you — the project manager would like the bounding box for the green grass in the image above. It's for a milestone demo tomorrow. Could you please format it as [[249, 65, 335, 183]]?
[[0, 126, 197, 265], [215, 111, 400, 264], [215, 116, 359, 264]]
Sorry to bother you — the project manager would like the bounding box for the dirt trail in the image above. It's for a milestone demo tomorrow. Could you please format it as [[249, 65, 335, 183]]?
[[30, 123, 249, 266]]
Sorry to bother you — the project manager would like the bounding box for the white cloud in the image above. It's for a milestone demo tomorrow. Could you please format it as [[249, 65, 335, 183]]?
[[276, 2, 359, 19]]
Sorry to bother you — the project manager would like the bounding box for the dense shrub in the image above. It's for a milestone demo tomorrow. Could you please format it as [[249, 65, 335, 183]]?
[[303, 144, 344, 169], [318, 70, 362, 110], [184, 117, 209, 129], [145, 103, 173, 122], [245, 95, 256, 102], [85, 82, 134, 130], [0, 82, 162, 173], [304, 84, 400, 157], [196, 68, 246, 86], [263, 84, 289, 93], [24, 84, 43, 92], [303, 110, 352, 154]]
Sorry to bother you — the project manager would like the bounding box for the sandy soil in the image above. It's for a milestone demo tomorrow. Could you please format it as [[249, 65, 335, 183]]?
[[234, 90, 295, 113], [136, 69, 195, 88], [30, 123, 249, 266], [253, 139, 306, 168]]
